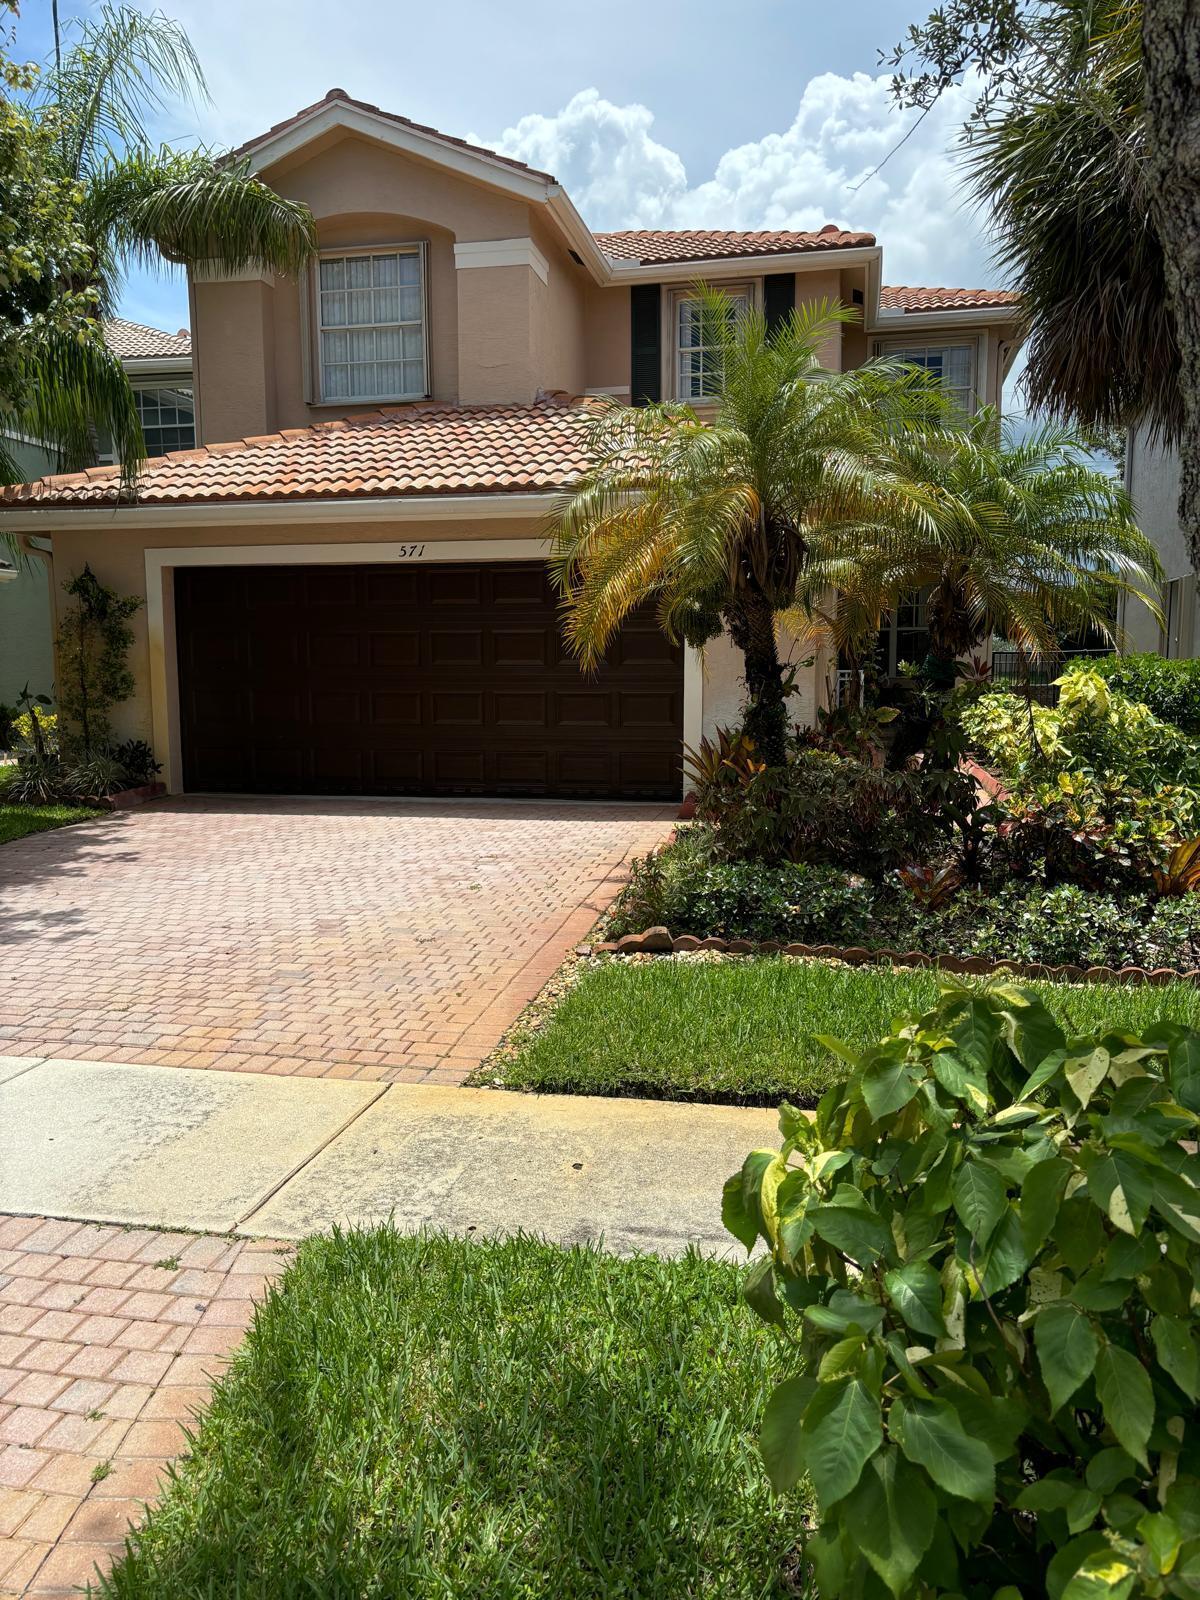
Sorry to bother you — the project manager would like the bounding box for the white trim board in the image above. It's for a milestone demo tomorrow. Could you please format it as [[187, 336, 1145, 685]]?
[[453, 238, 549, 285], [0, 492, 561, 533], [145, 537, 701, 799]]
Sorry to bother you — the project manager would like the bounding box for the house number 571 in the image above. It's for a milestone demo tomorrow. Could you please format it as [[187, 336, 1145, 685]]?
[[396, 543, 427, 559]]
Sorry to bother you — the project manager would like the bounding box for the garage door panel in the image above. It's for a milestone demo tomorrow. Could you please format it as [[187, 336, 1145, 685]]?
[[371, 690, 422, 724], [308, 632, 361, 669], [429, 630, 483, 667], [428, 568, 482, 606], [176, 561, 682, 799], [369, 632, 421, 668], [493, 629, 547, 668], [490, 566, 546, 606], [493, 690, 546, 726]]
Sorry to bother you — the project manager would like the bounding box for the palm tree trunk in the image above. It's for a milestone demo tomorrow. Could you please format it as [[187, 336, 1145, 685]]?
[[1142, 0, 1200, 579], [724, 588, 789, 765]]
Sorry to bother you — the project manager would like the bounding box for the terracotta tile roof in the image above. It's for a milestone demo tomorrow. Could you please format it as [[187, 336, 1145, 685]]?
[[232, 88, 556, 183], [0, 397, 593, 510], [880, 284, 1021, 313], [103, 317, 192, 360], [594, 226, 876, 264]]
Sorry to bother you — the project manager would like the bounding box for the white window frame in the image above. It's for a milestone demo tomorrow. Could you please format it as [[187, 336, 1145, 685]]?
[[873, 335, 983, 415], [311, 241, 429, 407], [665, 281, 757, 403], [96, 373, 195, 464]]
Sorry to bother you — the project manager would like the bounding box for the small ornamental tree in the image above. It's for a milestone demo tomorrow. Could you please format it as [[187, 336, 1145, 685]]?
[[56, 564, 141, 758], [725, 981, 1200, 1599]]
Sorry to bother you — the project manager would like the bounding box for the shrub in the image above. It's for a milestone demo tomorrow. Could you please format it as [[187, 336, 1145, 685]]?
[[1086, 652, 1200, 735], [873, 881, 1200, 971], [963, 670, 1200, 790], [112, 738, 160, 786], [995, 773, 1200, 890], [62, 753, 128, 799], [5, 752, 65, 804], [56, 565, 141, 758], [0, 701, 14, 750], [725, 981, 1200, 1599], [13, 708, 57, 753], [609, 828, 874, 944], [687, 730, 949, 878]]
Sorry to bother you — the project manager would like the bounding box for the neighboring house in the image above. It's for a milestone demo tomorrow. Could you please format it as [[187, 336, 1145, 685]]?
[[1122, 429, 1200, 660], [0, 319, 195, 713], [0, 88, 1021, 800]]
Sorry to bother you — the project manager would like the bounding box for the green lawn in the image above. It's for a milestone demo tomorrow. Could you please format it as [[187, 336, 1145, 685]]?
[[0, 763, 99, 844], [0, 795, 98, 845], [479, 957, 1200, 1106], [98, 1229, 801, 1600]]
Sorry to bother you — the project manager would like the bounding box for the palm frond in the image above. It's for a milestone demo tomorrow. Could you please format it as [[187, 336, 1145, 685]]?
[[85, 147, 317, 277], [1, 324, 144, 480], [34, 4, 207, 181]]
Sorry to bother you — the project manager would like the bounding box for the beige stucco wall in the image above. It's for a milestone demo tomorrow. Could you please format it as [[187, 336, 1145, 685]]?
[[584, 285, 631, 393], [190, 133, 590, 435]]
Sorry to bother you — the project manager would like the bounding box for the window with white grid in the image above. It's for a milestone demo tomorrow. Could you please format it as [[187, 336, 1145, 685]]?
[[318, 248, 426, 403], [675, 290, 750, 401], [886, 343, 976, 414]]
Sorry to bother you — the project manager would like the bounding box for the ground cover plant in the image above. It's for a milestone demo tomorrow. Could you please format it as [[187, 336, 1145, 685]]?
[[97, 1229, 801, 1600], [0, 764, 97, 844], [610, 826, 1200, 972], [478, 954, 1200, 1106], [726, 980, 1200, 1598]]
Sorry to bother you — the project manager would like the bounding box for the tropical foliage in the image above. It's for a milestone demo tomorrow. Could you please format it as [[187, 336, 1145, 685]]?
[[887, 0, 1200, 579], [799, 412, 1161, 673], [725, 980, 1200, 1599], [551, 290, 947, 762], [0, 3, 315, 483]]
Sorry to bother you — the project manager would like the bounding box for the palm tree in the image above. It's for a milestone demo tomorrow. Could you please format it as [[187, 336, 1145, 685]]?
[[964, 0, 1178, 447], [550, 290, 947, 764], [1, 4, 315, 484], [799, 410, 1163, 677]]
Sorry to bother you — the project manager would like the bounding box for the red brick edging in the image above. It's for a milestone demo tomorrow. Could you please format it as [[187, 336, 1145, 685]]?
[[587, 926, 1200, 987]]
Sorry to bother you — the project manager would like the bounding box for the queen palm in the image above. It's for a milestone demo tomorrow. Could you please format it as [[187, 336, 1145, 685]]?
[[1, 5, 315, 483], [550, 290, 948, 764], [798, 410, 1163, 678]]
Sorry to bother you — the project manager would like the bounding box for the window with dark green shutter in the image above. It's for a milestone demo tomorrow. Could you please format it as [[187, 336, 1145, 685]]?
[[764, 273, 795, 334], [630, 284, 661, 405]]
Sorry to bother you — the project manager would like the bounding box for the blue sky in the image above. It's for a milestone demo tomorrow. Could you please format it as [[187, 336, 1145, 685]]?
[[12, 0, 1010, 379]]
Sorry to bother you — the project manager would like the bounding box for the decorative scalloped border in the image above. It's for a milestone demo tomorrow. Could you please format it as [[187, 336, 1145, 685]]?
[[589, 927, 1200, 987]]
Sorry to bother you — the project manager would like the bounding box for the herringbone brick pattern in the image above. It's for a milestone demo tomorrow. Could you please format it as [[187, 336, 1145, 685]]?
[[0, 798, 673, 1082], [0, 1214, 290, 1597]]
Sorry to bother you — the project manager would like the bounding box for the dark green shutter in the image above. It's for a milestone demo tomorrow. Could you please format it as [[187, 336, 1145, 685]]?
[[764, 273, 795, 335], [630, 284, 662, 405]]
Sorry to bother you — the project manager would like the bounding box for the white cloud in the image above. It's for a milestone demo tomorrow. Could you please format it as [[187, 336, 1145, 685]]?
[[482, 72, 998, 292]]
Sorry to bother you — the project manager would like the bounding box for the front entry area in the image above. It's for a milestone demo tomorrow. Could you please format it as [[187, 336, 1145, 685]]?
[[174, 560, 684, 799]]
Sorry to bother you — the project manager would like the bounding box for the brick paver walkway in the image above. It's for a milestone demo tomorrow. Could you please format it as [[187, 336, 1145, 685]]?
[[0, 798, 673, 1083], [0, 1214, 290, 1597]]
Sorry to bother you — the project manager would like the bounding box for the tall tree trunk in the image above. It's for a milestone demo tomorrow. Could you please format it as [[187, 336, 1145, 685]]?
[[1142, 0, 1200, 576], [724, 588, 789, 765]]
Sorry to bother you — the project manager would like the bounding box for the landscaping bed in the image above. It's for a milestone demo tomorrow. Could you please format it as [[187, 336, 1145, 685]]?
[[474, 951, 1200, 1106], [0, 768, 99, 845], [98, 1228, 803, 1600]]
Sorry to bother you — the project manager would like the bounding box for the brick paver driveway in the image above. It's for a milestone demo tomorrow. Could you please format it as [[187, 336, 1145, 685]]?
[[0, 798, 674, 1084]]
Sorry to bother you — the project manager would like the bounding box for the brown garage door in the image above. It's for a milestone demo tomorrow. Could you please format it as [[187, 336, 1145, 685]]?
[[175, 561, 683, 799]]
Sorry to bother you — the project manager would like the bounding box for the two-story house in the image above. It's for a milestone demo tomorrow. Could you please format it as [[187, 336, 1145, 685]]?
[[0, 88, 1021, 800]]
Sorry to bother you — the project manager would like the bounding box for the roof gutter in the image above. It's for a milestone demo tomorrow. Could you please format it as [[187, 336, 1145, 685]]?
[[0, 490, 565, 533], [868, 305, 1021, 332]]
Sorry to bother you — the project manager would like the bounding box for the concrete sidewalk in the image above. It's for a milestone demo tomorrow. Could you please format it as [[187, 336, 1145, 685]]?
[[0, 1055, 776, 1257]]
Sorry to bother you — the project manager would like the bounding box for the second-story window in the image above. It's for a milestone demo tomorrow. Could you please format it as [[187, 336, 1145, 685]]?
[[675, 288, 750, 401], [318, 247, 427, 404], [883, 342, 977, 414]]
